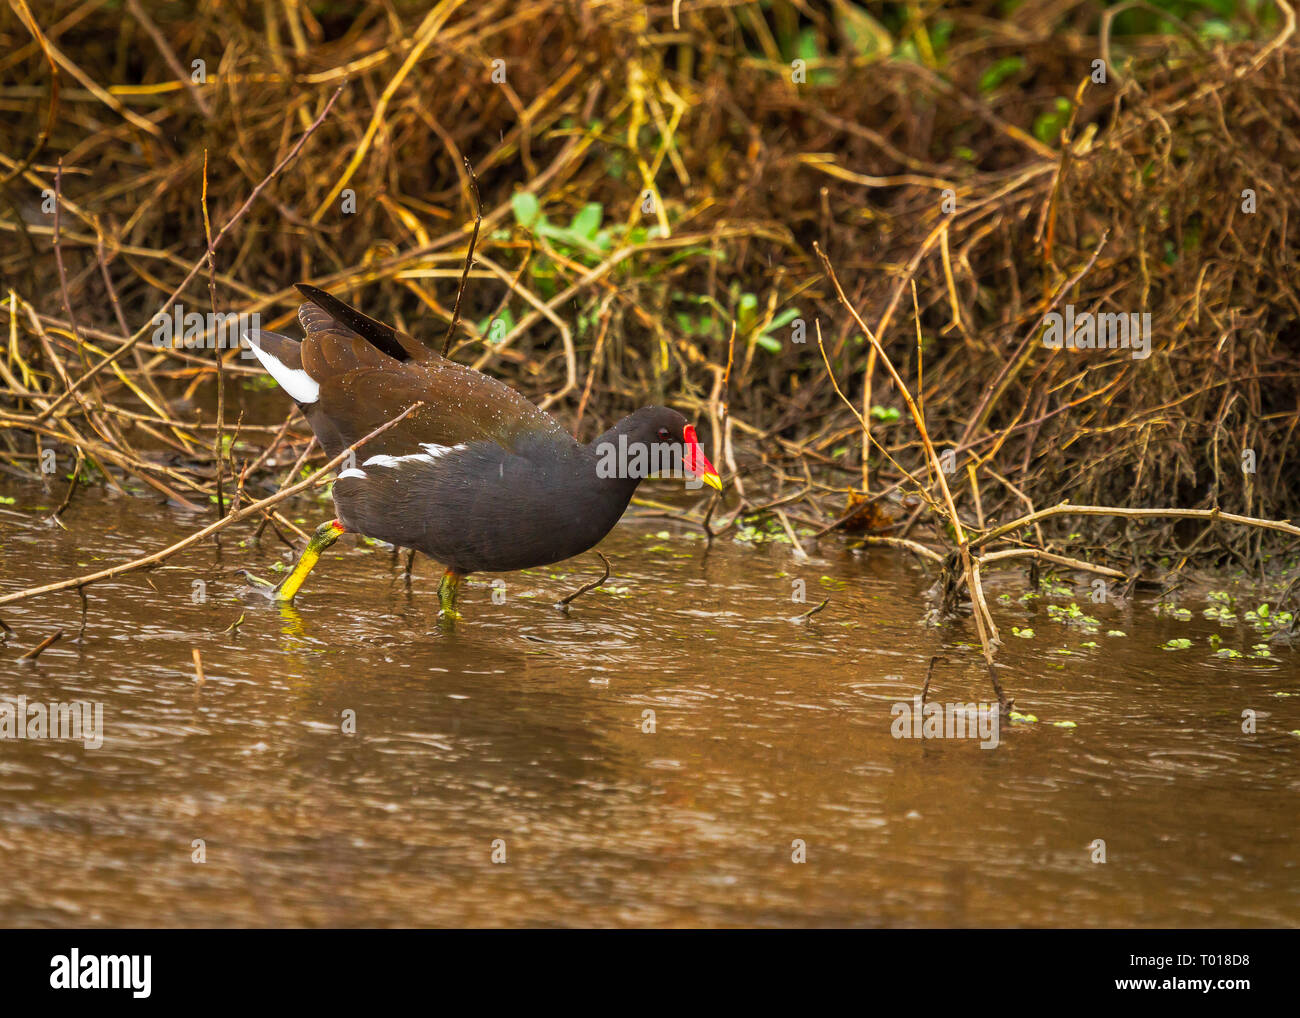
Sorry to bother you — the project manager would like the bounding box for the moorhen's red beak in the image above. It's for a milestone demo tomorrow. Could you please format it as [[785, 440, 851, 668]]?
[[683, 424, 723, 491]]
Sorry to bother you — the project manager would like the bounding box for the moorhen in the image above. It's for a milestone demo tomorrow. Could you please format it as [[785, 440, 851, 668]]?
[[242, 285, 722, 616]]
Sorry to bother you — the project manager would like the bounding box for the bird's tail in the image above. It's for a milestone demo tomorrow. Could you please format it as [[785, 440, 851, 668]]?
[[241, 327, 318, 405]]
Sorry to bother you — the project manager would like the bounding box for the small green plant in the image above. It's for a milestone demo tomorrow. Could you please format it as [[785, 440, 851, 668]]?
[[503, 192, 668, 312], [1033, 97, 1072, 145], [1243, 603, 1293, 632], [1041, 578, 1074, 597], [1046, 602, 1100, 631], [475, 307, 517, 345], [735, 292, 803, 353], [978, 56, 1025, 93]]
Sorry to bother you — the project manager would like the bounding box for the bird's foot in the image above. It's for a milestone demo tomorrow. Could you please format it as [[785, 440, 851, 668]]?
[[436, 569, 464, 623], [239, 570, 281, 598]]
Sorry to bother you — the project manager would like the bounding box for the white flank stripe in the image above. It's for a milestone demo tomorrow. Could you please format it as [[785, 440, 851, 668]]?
[[242, 330, 319, 403], [337, 468, 365, 480], [421, 442, 468, 459], [362, 443, 468, 470]]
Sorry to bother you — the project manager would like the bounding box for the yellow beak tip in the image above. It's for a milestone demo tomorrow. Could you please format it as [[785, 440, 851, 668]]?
[[702, 473, 723, 492]]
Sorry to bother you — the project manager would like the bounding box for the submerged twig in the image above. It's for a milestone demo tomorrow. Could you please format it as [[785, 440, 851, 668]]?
[[920, 654, 948, 708], [18, 629, 62, 662], [793, 597, 829, 622], [554, 552, 611, 611]]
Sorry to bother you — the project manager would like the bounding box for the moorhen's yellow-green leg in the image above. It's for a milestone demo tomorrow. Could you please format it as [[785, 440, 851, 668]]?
[[275, 520, 346, 602], [437, 569, 464, 620]]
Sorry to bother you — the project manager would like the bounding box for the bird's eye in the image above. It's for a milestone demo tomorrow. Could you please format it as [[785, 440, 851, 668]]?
[[657, 427, 670, 440]]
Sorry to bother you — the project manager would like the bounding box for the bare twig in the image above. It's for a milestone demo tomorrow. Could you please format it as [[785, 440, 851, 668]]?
[[441, 157, 483, 358], [554, 552, 611, 611], [793, 597, 829, 621], [18, 629, 62, 662]]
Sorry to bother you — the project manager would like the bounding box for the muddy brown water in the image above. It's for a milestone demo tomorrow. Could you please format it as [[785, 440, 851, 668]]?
[[0, 480, 1296, 927]]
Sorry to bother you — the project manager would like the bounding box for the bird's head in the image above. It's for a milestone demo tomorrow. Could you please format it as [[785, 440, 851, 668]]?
[[595, 407, 723, 491]]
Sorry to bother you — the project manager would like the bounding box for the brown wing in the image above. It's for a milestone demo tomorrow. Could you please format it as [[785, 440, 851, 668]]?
[[291, 286, 567, 460], [308, 359, 567, 461]]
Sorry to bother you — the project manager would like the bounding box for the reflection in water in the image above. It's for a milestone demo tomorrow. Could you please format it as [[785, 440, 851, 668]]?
[[0, 485, 1296, 927]]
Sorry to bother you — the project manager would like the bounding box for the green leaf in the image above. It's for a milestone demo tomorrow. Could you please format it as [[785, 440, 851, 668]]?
[[796, 27, 821, 63], [737, 293, 759, 335], [835, 3, 892, 59], [569, 202, 603, 240], [765, 307, 802, 333], [511, 191, 540, 229], [1199, 19, 1234, 41], [476, 308, 516, 344], [1032, 97, 1072, 145], [978, 56, 1025, 93]]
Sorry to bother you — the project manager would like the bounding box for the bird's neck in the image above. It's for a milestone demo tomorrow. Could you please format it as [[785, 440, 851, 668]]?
[[586, 418, 655, 496]]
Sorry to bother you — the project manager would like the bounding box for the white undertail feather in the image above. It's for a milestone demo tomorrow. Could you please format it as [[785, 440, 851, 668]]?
[[242, 330, 319, 404]]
